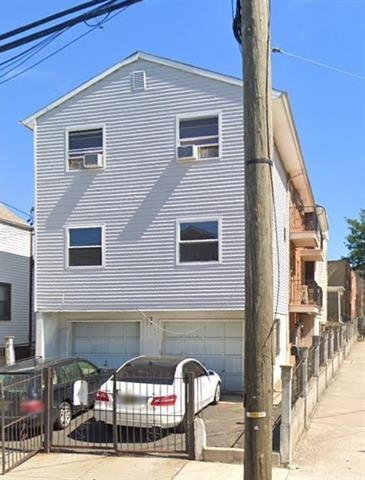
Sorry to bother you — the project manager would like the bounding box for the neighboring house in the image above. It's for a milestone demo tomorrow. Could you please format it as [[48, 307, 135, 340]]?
[[22, 52, 327, 391], [0, 204, 33, 359], [328, 259, 364, 322]]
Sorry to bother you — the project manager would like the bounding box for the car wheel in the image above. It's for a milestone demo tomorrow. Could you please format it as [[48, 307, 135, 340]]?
[[54, 401, 72, 430], [211, 383, 221, 405]]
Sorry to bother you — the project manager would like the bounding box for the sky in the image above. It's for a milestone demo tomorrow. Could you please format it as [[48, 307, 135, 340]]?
[[0, 0, 364, 260]]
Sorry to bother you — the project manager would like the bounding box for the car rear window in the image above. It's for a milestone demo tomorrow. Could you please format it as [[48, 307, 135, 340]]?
[[117, 362, 176, 385], [0, 373, 32, 391]]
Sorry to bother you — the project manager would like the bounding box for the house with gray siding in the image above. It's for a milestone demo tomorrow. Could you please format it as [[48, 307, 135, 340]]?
[[22, 52, 327, 391], [0, 204, 33, 359]]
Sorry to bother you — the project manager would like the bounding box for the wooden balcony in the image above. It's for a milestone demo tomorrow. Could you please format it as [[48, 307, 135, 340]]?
[[290, 206, 323, 249], [290, 279, 323, 314]]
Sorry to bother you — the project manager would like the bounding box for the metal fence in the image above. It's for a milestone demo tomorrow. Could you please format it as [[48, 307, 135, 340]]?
[[44, 370, 196, 459], [291, 360, 304, 407], [307, 346, 315, 382], [0, 373, 44, 474]]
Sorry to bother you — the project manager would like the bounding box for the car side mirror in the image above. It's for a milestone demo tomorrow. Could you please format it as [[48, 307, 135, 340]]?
[[208, 370, 214, 376]]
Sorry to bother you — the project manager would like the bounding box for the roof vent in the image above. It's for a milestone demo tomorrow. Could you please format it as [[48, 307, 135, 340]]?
[[132, 71, 146, 91]]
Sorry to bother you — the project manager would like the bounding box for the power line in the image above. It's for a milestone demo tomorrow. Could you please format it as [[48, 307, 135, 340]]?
[[0, 30, 68, 78], [0, 34, 63, 69], [0, 0, 141, 53], [273, 47, 365, 82], [0, 7, 127, 86], [0, 0, 113, 41], [0, 200, 33, 219]]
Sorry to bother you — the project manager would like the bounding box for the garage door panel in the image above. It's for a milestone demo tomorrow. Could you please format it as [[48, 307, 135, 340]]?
[[184, 340, 203, 356], [162, 321, 243, 393], [125, 338, 140, 355], [225, 356, 243, 373], [224, 375, 242, 392], [225, 322, 243, 337], [224, 338, 242, 355], [204, 323, 224, 337], [72, 338, 89, 355], [205, 339, 224, 355], [72, 322, 140, 369]]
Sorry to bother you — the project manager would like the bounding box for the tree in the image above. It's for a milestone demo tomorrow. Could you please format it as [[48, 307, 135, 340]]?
[[345, 209, 365, 277]]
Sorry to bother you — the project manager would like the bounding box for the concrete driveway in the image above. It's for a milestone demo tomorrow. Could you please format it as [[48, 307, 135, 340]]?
[[201, 395, 244, 448]]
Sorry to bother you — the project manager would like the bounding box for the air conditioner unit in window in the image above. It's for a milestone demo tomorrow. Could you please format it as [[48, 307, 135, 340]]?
[[83, 153, 103, 168], [177, 145, 198, 161]]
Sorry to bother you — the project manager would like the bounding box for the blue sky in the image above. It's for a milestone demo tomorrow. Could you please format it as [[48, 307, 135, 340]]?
[[0, 0, 364, 259]]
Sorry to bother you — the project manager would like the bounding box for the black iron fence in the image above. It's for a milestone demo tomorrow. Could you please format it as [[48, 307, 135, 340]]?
[[45, 370, 196, 458], [0, 373, 44, 474]]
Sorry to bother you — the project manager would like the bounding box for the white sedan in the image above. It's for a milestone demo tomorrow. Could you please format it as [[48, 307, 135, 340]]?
[[94, 356, 221, 429]]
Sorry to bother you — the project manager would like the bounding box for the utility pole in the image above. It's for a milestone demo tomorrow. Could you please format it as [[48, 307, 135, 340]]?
[[241, 1, 274, 479]]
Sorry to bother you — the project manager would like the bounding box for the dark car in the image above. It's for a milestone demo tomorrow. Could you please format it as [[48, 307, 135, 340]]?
[[0, 357, 110, 432]]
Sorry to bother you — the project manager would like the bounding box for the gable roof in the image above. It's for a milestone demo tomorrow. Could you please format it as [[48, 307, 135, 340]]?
[[0, 204, 31, 230], [22, 51, 282, 129]]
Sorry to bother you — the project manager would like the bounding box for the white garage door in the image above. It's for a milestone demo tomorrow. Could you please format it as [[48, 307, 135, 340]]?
[[162, 321, 243, 393], [72, 322, 140, 369]]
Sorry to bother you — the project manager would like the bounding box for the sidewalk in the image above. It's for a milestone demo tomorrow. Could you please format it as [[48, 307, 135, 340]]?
[[287, 341, 365, 480], [3, 342, 364, 480]]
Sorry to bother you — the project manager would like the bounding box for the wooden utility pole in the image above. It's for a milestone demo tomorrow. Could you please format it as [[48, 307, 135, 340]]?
[[241, 1, 273, 479]]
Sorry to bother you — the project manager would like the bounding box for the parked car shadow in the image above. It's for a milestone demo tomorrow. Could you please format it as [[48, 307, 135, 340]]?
[[67, 418, 173, 445]]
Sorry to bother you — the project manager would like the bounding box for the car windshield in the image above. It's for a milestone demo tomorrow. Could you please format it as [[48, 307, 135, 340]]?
[[117, 360, 177, 385]]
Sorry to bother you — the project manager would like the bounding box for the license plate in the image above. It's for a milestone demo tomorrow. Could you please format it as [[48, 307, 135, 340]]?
[[120, 394, 144, 405]]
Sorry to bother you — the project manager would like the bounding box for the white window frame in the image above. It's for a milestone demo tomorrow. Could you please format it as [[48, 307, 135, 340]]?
[[176, 111, 222, 161], [65, 224, 105, 269], [176, 217, 222, 265], [65, 124, 106, 172]]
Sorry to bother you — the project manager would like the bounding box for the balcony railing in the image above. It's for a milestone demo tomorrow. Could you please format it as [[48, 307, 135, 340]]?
[[290, 279, 323, 308], [290, 206, 323, 249]]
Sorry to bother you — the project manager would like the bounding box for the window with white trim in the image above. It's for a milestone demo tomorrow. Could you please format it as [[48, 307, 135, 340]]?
[[178, 220, 219, 263], [178, 115, 219, 159], [67, 128, 104, 170], [68, 227, 102, 267]]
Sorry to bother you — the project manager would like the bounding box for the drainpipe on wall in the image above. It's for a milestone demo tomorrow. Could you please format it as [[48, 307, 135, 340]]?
[[28, 228, 34, 355]]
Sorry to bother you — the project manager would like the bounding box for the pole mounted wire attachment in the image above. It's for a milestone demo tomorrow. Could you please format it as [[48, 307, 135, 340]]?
[[245, 158, 273, 166]]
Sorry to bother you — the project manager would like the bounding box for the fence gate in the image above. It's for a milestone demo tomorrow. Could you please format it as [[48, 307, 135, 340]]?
[[0, 373, 44, 474], [46, 369, 196, 459]]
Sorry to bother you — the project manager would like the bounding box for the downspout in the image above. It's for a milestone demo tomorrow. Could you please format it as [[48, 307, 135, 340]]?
[[28, 228, 34, 355]]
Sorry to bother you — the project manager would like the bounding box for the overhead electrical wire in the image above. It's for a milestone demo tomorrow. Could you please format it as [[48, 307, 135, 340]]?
[[0, 29, 68, 76], [0, 7, 128, 85], [272, 47, 365, 82], [0, 0, 115, 41], [0, 0, 141, 53]]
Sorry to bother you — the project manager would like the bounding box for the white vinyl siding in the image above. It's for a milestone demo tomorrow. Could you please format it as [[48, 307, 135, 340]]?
[[272, 149, 289, 316], [0, 222, 31, 345], [162, 320, 243, 392], [72, 321, 140, 369], [35, 58, 244, 311]]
